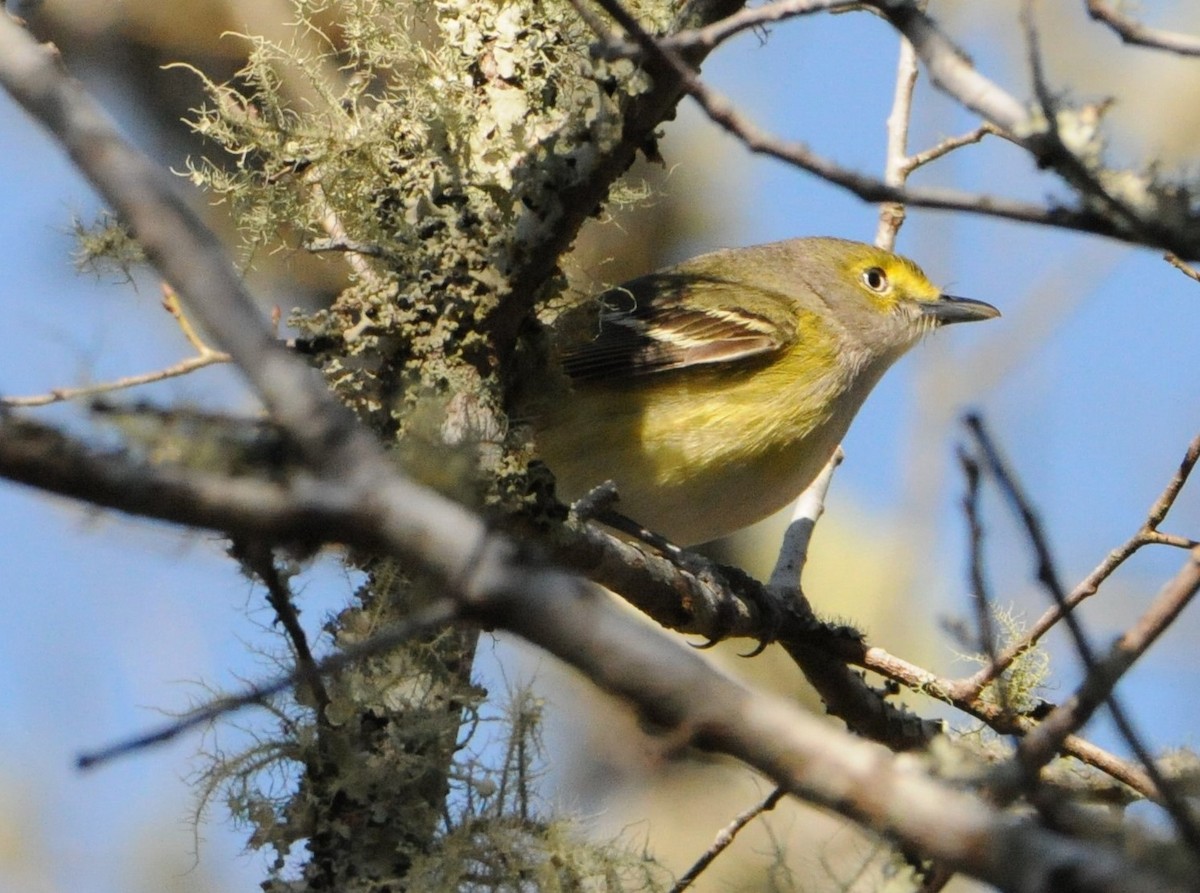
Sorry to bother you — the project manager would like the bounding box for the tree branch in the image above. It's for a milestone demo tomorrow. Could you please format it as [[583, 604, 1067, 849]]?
[[668, 787, 786, 893], [955, 430, 1200, 700], [1, 13, 1195, 889], [1085, 0, 1200, 56], [874, 0, 1200, 256], [78, 599, 457, 769], [592, 0, 1200, 257], [966, 415, 1200, 854]]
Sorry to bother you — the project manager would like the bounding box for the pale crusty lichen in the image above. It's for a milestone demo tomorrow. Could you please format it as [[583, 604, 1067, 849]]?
[[186, 1, 666, 479], [184, 3, 682, 891]]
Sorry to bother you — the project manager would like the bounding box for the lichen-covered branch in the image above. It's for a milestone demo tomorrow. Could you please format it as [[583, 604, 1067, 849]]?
[[6, 3, 1200, 889]]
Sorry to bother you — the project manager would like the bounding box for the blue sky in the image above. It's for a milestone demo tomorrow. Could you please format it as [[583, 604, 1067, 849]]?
[[2, 5, 1199, 891]]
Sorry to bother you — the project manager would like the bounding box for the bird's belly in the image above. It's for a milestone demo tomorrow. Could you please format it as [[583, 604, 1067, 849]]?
[[541, 406, 845, 545], [621, 437, 838, 545]]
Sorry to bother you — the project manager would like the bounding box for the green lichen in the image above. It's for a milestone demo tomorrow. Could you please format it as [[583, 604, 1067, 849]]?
[[71, 212, 147, 280], [186, 4, 594, 494], [180, 2, 683, 889], [182, 1, 668, 476]]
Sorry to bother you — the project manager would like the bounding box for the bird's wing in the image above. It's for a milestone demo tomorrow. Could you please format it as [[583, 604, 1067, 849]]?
[[560, 273, 796, 382]]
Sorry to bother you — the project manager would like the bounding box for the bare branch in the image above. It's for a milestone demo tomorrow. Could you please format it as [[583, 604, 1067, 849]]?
[[762, 449, 943, 751], [767, 446, 843, 592], [305, 238, 387, 258], [966, 415, 1200, 854], [964, 415, 1073, 640], [874, 24, 1003, 249], [58, 445, 1174, 892], [1016, 548, 1200, 784], [161, 282, 220, 353], [232, 540, 331, 719], [862, 641, 1159, 799], [0, 394, 1166, 888], [0, 402, 1149, 794], [610, 0, 864, 55], [870, 0, 1200, 257], [1, 283, 231, 408], [0, 413, 363, 544], [555, 453, 942, 752], [78, 600, 458, 769], [957, 430, 1200, 699], [876, 28, 920, 249], [593, 0, 1200, 257], [866, 1, 1028, 127], [0, 406, 1157, 802], [669, 787, 786, 893], [1165, 253, 1200, 284], [0, 17, 359, 467], [592, 0, 1038, 222], [903, 123, 1001, 174], [1019, 2, 1147, 241], [1147, 432, 1200, 528], [307, 175, 379, 284], [1085, 0, 1200, 56], [484, 550, 1182, 891], [0, 351, 230, 407], [958, 447, 1006, 708]]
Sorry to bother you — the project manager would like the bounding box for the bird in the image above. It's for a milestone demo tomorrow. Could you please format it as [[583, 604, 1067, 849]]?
[[533, 236, 999, 546]]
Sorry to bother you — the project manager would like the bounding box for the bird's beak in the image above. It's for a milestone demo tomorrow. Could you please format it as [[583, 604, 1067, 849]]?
[[922, 294, 1001, 326]]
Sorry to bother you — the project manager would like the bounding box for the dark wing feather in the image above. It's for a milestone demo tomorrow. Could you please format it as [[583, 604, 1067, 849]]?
[[561, 272, 794, 382]]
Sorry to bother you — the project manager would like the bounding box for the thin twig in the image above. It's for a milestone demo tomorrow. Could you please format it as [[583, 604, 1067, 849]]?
[[1165, 253, 1200, 283], [955, 431, 1200, 698], [767, 446, 843, 592], [958, 447, 1007, 710], [861, 642, 1158, 799], [902, 123, 1001, 175], [871, 0, 1200, 257], [669, 787, 786, 893], [1147, 433, 1200, 527], [78, 600, 458, 769], [763, 448, 926, 743], [590, 0, 1197, 257], [874, 20, 1002, 250], [593, 0, 1043, 226], [1012, 546, 1200, 818], [306, 238, 388, 258], [161, 283, 216, 354], [608, 0, 863, 55], [232, 540, 331, 718], [1, 282, 231, 408], [0, 352, 231, 407], [1019, 2, 1150, 245], [964, 415, 1082, 655], [966, 415, 1200, 856], [1085, 0, 1200, 56], [307, 177, 379, 284], [876, 26, 919, 250]]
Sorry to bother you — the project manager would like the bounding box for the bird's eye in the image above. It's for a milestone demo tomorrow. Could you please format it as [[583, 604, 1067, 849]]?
[[861, 267, 889, 292]]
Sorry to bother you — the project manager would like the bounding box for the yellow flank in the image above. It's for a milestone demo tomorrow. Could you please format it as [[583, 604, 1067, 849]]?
[[541, 312, 878, 544], [533, 237, 999, 546]]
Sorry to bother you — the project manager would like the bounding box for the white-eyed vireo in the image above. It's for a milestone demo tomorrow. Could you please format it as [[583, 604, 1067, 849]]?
[[534, 237, 999, 546]]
